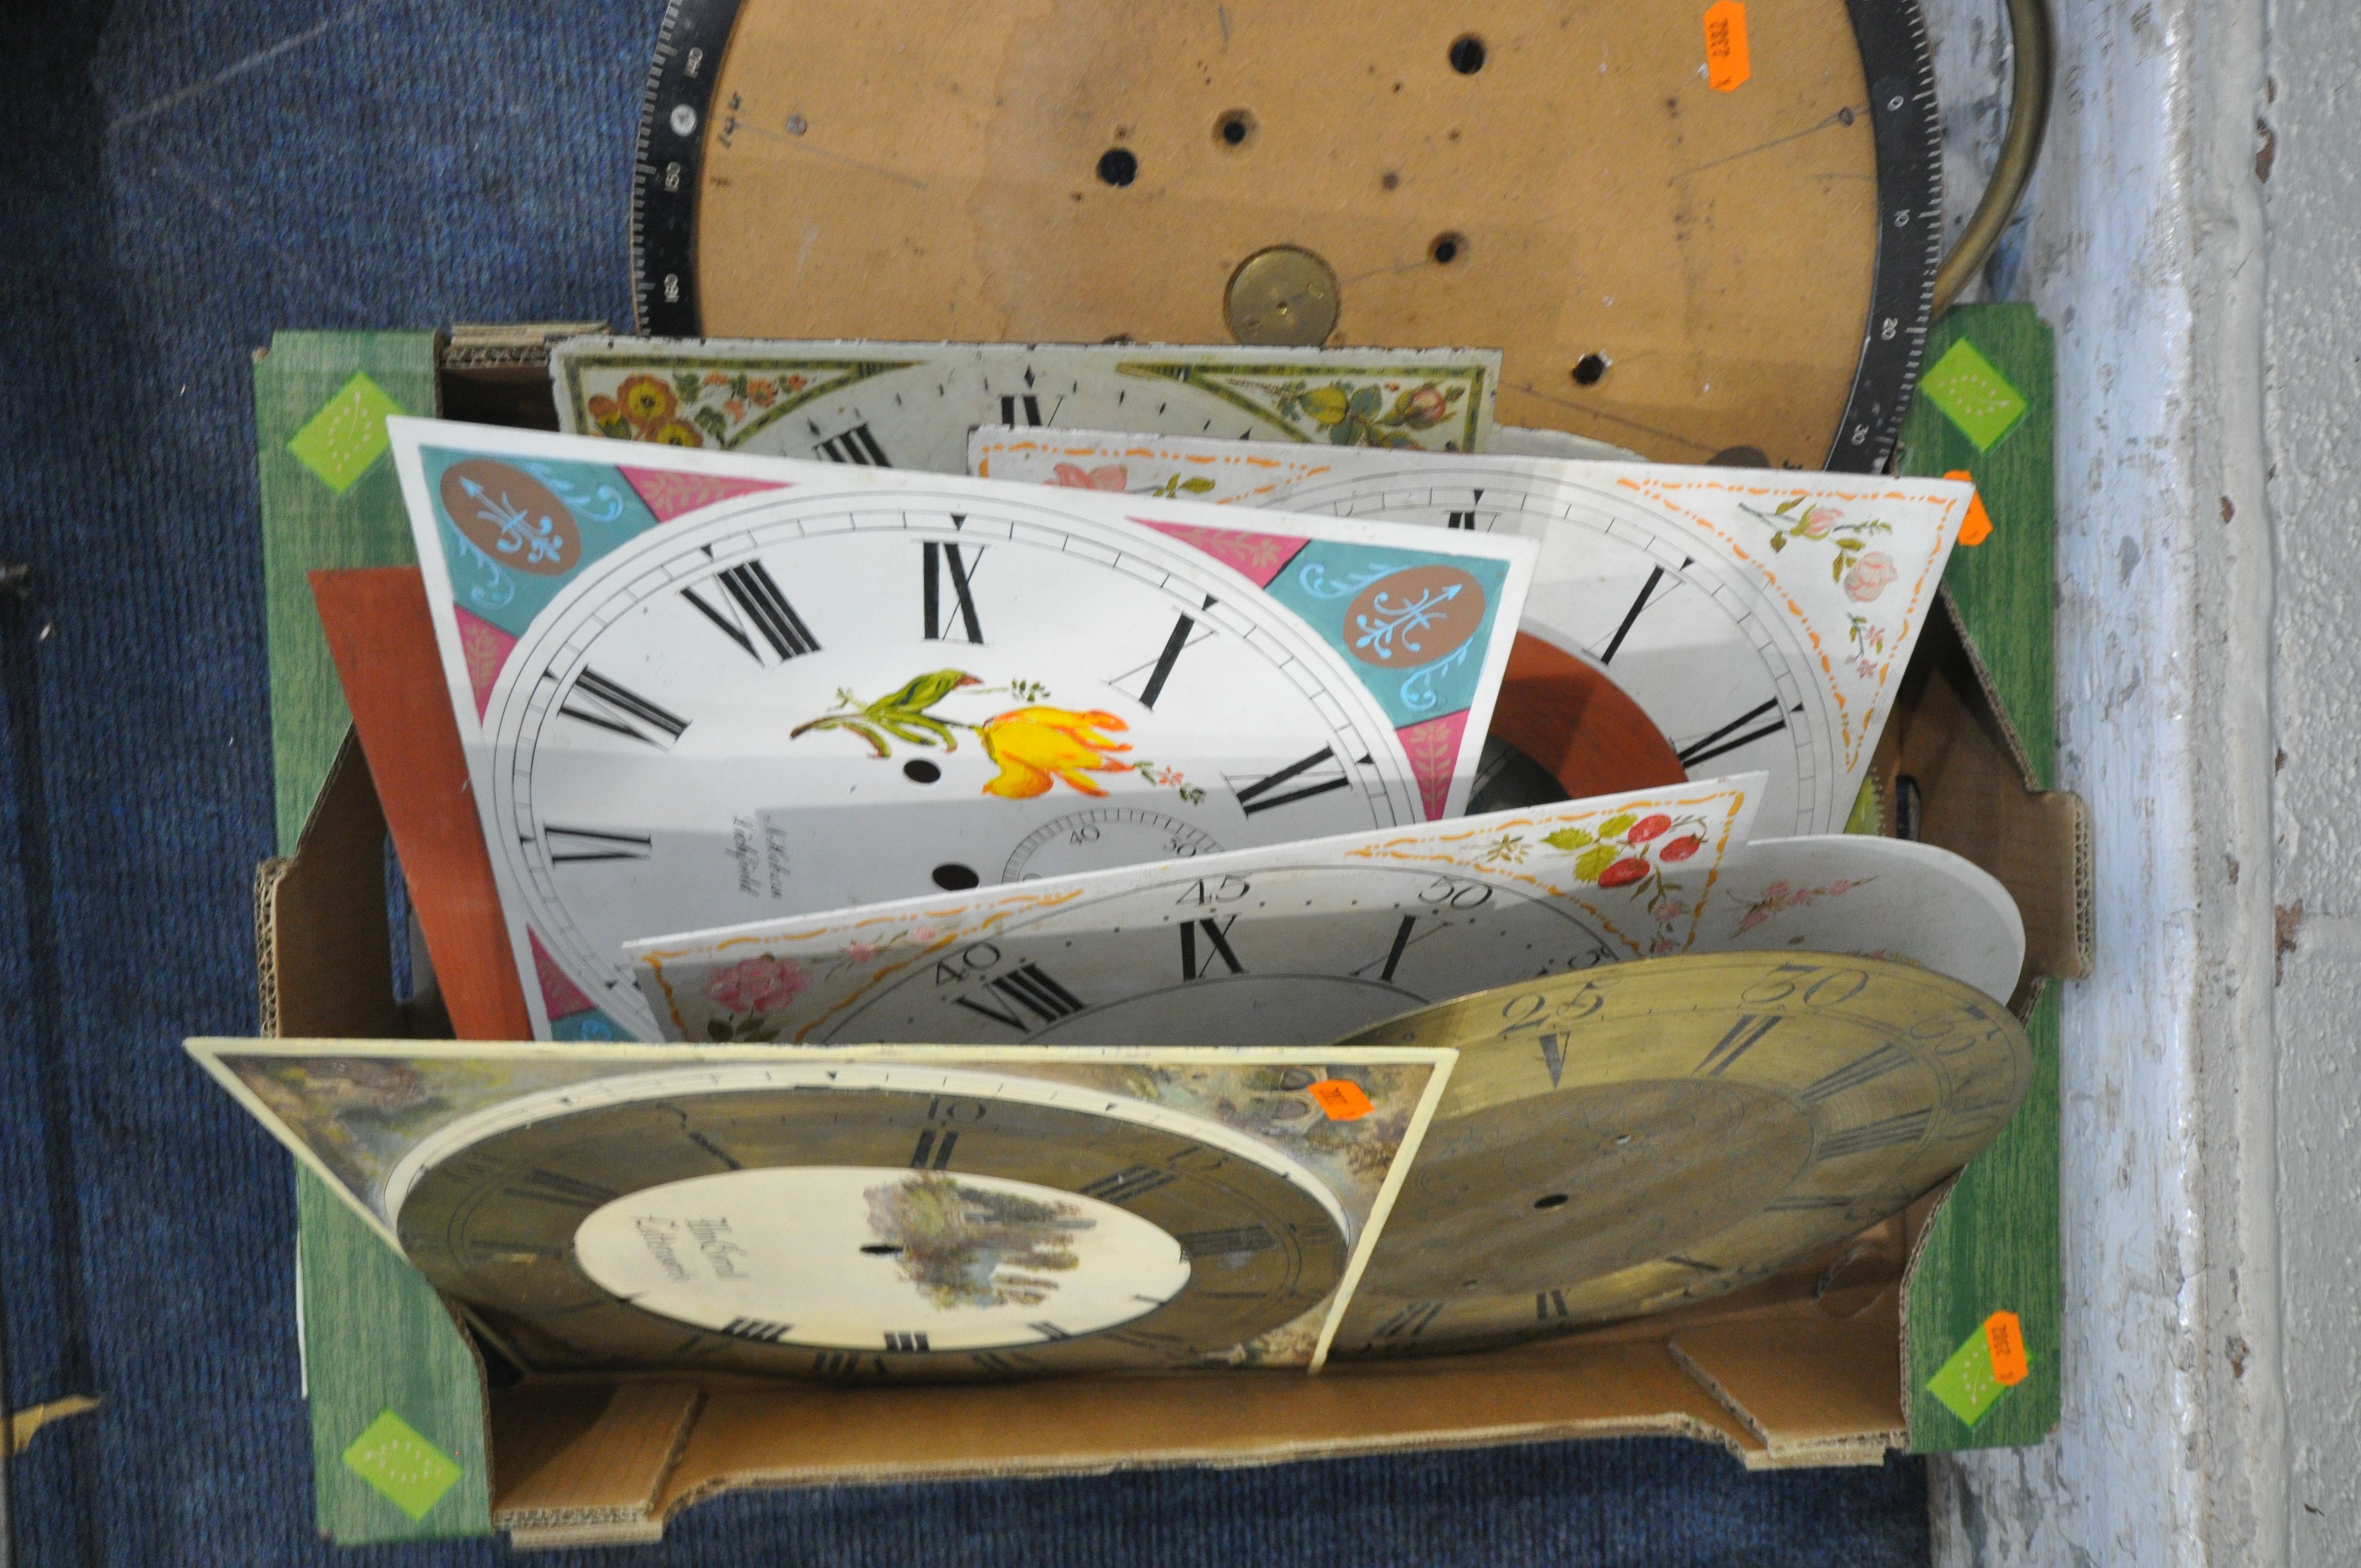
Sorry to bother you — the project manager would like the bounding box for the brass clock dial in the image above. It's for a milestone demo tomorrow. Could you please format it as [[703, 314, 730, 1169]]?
[[1331, 952, 2030, 1356]]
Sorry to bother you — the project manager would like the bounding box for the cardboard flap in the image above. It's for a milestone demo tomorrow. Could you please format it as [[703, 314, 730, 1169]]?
[[1668, 1298, 1904, 1468], [1886, 605, 2094, 987], [640, 1341, 1762, 1522], [491, 1381, 700, 1548], [257, 733, 400, 1039]]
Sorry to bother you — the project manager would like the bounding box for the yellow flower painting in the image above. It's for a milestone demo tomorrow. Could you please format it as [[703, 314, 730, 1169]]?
[[978, 707, 1133, 798]]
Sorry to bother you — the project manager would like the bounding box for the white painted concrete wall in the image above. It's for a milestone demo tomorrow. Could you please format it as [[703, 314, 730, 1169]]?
[[1912, 0, 2361, 1560]]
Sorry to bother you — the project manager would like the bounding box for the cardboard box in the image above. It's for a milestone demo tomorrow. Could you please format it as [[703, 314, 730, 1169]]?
[[250, 319, 2077, 1547]]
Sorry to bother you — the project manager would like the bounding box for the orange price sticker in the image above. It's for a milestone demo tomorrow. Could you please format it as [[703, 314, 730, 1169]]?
[[1704, 1, 1751, 92], [1307, 1079, 1374, 1120], [1983, 1310, 2029, 1386], [1944, 470, 1994, 546]]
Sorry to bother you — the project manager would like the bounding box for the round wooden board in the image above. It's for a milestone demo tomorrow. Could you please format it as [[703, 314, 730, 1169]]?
[[633, 0, 1940, 470]]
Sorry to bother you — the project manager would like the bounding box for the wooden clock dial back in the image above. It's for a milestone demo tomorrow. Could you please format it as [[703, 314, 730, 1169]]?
[[635, 0, 1941, 470]]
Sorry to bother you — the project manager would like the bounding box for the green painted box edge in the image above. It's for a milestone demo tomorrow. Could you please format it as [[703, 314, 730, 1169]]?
[[1897, 304, 2064, 1451], [257, 330, 497, 1543]]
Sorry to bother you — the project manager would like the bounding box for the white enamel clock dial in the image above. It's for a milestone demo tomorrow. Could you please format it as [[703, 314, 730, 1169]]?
[[630, 778, 1764, 1048], [550, 337, 1501, 472], [971, 432, 1974, 836], [392, 421, 1530, 1043], [1691, 835, 2026, 1003]]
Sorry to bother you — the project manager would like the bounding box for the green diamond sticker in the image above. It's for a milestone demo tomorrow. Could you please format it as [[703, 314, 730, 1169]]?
[[340, 1408, 463, 1520], [1917, 338, 2028, 453], [287, 371, 406, 493], [1926, 1321, 2021, 1428]]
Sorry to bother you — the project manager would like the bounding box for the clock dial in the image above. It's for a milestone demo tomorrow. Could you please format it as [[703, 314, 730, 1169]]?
[[550, 337, 1501, 470], [388, 1060, 1354, 1378], [1691, 835, 2026, 1003], [1331, 953, 2032, 1356], [629, 779, 1764, 1047], [192, 1041, 1457, 1375], [394, 421, 1531, 1041], [972, 433, 1974, 834]]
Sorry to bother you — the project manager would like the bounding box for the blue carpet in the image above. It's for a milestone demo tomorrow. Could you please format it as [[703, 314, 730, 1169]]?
[[0, 3, 1929, 1561]]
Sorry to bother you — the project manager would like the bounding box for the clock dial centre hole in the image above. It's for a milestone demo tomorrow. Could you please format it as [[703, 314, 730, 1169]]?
[[1096, 148, 1138, 186], [932, 863, 981, 891], [1215, 110, 1256, 149], [1449, 34, 1487, 74]]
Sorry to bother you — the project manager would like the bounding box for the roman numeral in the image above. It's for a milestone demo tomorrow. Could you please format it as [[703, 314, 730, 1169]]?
[[1535, 1289, 1569, 1321], [1231, 747, 1350, 815], [1677, 699, 1789, 770], [544, 825, 653, 863], [1175, 1225, 1276, 1259], [1135, 602, 1209, 709], [1372, 1301, 1444, 1340], [1696, 1014, 1780, 1076], [1080, 1165, 1177, 1205], [1797, 1043, 1913, 1104], [949, 963, 1085, 1031], [910, 1129, 958, 1169], [559, 669, 689, 749], [1816, 1109, 1934, 1159], [502, 1168, 616, 1208], [1598, 562, 1689, 664], [883, 1331, 931, 1353], [922, 537, 985, 643], [815, 422, 891, 465], [721, 1316, 793, 1343], [1178, 916, 1244, 980], [998, 393, 1048, 425], [682, 560, 818, 663], [1445, 489, 1484, 529], [1029, 1321, 1071, 1342], [810, 1351, 874, 1375]]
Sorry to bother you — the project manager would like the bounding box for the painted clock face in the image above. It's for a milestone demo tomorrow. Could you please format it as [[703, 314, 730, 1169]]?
[[389, 1061, 1352, 1378], [797, 863, 1627, 1048], [972, 435, 1972, 836], [1268, 465, 1827, 832], [627, 778, 1763, 1048], [440, 480, 1438, 1042], [550, 338, 1499, 470]]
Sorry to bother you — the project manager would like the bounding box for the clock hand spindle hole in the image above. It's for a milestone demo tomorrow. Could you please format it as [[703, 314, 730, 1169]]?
[[1214, 110, 1256, 150], [1572, 353, 1610, 386], [1096, 148, 1138, 187], [1449, 34, 1487, 74]]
